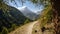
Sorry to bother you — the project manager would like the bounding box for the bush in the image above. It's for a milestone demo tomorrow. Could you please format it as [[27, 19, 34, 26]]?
[[24, 19, 30, 24], [11, 24, 17, 30], [1, 27, 8, 34]]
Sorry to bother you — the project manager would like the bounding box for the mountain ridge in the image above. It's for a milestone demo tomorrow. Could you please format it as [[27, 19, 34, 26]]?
[[18, 6, 39, 20]]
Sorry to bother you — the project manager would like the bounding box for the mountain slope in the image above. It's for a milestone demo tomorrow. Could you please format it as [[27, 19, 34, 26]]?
[[18, 6, 39, 20], [0, 3, 32, 33]]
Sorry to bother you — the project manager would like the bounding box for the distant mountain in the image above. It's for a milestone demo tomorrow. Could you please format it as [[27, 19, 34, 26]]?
[[18, 6, 39, 20]]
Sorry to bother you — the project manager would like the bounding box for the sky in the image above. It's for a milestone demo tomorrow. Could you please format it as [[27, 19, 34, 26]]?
[[8, 0, 44, 13]]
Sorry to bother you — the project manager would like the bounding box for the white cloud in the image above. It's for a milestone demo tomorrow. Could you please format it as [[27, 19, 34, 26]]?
[[17, 6, 27, 10], [22, 6, 27, 8]]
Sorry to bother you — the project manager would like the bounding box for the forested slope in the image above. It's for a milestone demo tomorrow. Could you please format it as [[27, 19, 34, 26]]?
[[0, 3, 33, 34]]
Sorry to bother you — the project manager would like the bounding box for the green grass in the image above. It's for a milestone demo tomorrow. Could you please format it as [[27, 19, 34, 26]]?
[[39, 6, 52, 27]]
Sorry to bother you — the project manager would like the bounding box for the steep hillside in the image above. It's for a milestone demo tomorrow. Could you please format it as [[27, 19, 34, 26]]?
[[39, 6, 54, 34], [0, 3, 33, 34], [39, 6, 52, 26]]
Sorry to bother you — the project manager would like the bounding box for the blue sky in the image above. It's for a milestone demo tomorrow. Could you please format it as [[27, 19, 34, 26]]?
[[8, 0, 44, 13]]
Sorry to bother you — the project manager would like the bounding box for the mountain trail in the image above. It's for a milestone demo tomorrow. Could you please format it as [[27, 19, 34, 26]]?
[[9, 21, 38, 34]]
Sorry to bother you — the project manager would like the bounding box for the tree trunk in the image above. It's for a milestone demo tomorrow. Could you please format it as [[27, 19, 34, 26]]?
[[51, 0, 60, 34]]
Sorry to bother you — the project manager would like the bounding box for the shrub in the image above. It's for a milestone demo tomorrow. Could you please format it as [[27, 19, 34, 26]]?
[[1, 27, 8, 34]]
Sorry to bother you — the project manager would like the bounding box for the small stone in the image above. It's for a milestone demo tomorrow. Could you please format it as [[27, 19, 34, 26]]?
[[35, 30, 37, 33]]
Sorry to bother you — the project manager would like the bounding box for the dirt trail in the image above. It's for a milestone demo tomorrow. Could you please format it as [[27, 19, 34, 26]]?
[[9, 21, 38, 34]]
